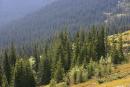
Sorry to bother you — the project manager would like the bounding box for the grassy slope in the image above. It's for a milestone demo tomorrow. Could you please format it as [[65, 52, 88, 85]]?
[[72, 63, 130, 87], [72, 30, 130, 87], [40, 30, 130, 87]]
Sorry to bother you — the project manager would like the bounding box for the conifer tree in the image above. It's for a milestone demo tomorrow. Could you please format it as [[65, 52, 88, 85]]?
[[3, 50, 12, 85], [0, 66, 9, 87], [39, 48, 51, 85], [14, 59, 36, 87], [1, 75, 9, 87], [0, 66, 2, 87], [33, 44, 40, 73], [59, 31, 71, 71], [72, 32, 81, 66], [96, 27, 106, 60], [118, 34, 125, 62], [9, 43, 17, 67], [53, 59, 64, 83]]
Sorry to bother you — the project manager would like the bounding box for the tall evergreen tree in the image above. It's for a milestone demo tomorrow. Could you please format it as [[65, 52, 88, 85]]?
[[9, 43, 17, 67], [96, 27, 106, 60], [14, 59, 36, 87], [3, 50, 12, 85], [0, 66, 9, 87], [33, 44, 40, 73], [118, 34, 125, 62], [0, 66, 2, 87], [39, 45, 51, 85], [53, 59, 64, 83]]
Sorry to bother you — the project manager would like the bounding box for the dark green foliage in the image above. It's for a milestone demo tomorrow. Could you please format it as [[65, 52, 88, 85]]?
[[0, 26, 126, 86], [0, 66, 9, 87], [53, 59, 64, 83], [0, 0, 123, 48], [9, 43, 17, 67], [96, 27, 106, 59], [39, 46, 51, 85], [13, 59, 36, 87], [0, 66, 2, 87], [55, 31, 72, 72], [33, 44, 40, 73], [3, 50, 12, 85]]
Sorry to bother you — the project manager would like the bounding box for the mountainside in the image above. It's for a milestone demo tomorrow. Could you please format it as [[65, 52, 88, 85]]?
[[0, 0, 56, 25], [41, 30, 130, 87], [0, 0, 129, 47], [105, 0, 130, 28]]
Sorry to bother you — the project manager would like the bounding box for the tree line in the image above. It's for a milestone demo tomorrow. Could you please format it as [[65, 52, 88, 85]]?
[[0, 26, 126, 87]]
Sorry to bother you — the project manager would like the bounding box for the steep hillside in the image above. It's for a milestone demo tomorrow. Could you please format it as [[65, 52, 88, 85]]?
[[71, 30, 130, 87], [105, 0, 130, 28], [0, 0, 128, 47], [41, 62, 130, 87], [71, 63, 130, 87]]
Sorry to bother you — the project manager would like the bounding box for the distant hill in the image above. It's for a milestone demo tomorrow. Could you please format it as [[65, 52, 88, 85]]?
[[0, 0, 129, 47], [0, 0, 56, 25]]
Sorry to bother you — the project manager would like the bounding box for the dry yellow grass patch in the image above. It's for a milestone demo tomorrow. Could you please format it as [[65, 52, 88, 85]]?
[[72, 63, 130, 87], [71, 80, 98, 87], [71, 77, 130, 87], [97, 77, 130, 87], [113, 63, 130, 73]]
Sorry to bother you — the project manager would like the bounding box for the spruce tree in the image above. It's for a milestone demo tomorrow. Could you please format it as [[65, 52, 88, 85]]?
[[39, 53, 51, 85], [0, 66, 2, 87], [59, 31, 71, 71], [9, 43, 17, 67], [0, 66, 9, 87], [96, 27, 106, 60], [118, 34, 125, 63], [14, 59, 36, 87], [53, 59, 64, 83], [3, 50, 12, 85], [33, 44, 40, 73]]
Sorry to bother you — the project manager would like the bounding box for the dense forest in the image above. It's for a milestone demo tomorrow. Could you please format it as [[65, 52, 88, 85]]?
[[0, 26, 129, 87], [0, 0, 125, 47], [0, 0, 130, 87]]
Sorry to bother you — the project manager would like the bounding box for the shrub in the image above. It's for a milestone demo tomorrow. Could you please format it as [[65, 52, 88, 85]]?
[[50, 79, 57, 87], [68, 66, 88, 84]]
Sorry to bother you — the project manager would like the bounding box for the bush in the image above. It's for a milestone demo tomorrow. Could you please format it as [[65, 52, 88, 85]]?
[[97, 78, 106, 84], [68, 66, 88, 84], [50, 79, 57, 87]]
